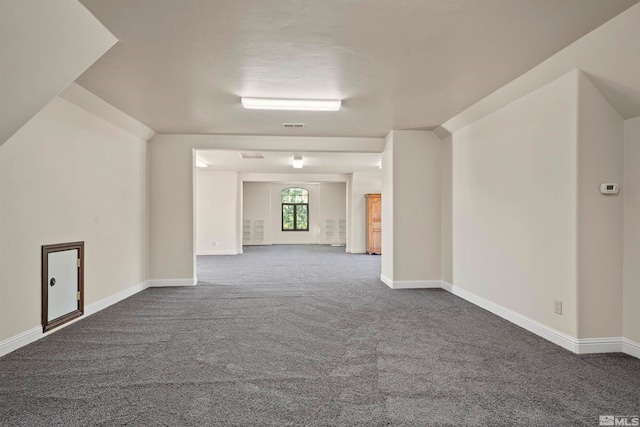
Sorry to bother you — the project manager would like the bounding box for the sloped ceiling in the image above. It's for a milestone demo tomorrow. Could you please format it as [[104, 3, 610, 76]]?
[[437, 2, 640, 137], [0, 1, 116, 147]]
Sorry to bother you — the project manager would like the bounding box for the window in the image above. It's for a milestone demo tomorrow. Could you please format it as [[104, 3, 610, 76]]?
[[282, 187, 309, 231]]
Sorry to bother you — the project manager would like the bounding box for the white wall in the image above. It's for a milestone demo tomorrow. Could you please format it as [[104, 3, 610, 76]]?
[[195, 170, 240, 255], [319, 183, 347, 245], [436, 2, 640, 353], [576, 72, 624, 338], [394, 131, 441, 282], [348, 173, 382, 253], [243, 182, 272, 245], [381, 133, 394, 279], [452, 71, 579, 336], [148, 140, 193, 281], [382, 130, 441, 285], [0, 96, 148, 343], [242, 180, 347, 245], [440, 135, 453, 284], [623, 116, 640, 344]]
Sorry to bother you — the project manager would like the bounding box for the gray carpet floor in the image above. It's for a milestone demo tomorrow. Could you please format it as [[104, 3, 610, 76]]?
[[1, 245, 639, 426]]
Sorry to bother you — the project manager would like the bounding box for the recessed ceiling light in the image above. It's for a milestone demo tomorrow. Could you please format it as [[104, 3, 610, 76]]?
[[195, 159, 208, 168], [293, 155, 304, 169], [241, 97, 341, 111]]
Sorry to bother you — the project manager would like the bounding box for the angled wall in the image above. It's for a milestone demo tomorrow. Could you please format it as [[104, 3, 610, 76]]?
[[452, 71, 579, 337], [0, 96, 148, 346], [449, 68, 630, 348]]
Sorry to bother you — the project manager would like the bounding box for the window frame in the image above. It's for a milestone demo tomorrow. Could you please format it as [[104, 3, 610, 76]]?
[[281, 188, 309, 232]]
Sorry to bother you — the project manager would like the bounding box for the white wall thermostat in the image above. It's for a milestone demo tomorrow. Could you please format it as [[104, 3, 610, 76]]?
[[600, 183, 619, 194]]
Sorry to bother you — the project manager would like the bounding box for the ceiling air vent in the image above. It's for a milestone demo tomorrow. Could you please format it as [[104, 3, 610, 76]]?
[[239, 152, 264, 159], [283, 123, 305, 128]]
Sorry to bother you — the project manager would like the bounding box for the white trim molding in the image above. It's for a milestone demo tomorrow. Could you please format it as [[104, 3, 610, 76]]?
[[85, 280, 149, 316], [0, 326, 42, 358], [0, 280, 150, 358], [440, 281, 639, 359], [148, 278, 197, 287], [440, 281, 453, 292], [575, 337, 624, 354], [270, 241, 320, 245], [623, 338, 640, 359], [380, 274, 442, 290], [347, 249, 367, 254], [196, 250, 241, 256], [443, 281, 579, 353]]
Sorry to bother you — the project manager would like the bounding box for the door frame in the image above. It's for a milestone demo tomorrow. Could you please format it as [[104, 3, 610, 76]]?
[[41, 241, 84, 332]]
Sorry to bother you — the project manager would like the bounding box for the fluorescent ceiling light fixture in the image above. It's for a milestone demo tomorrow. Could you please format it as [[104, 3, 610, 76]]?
[[241, 97, 341, 111], [195, 159, 208, 168], [293, 156, 304, 169]]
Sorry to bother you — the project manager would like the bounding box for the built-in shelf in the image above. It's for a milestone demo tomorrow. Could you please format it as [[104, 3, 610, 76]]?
[[243, 220, 251, 243], [246, 219, 264, 242]]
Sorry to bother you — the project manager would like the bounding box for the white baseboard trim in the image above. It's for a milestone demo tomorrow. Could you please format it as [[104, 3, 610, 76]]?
[[623, 338, 640, 359], [0, 280, 150, 358], [440, 281, 453, 292], [85, 280, 149, 316], [0, 326, 42, 358], [348, 249, 367, 254], [148, 278, 197, 287], [440, 281, 639, 359], [575, 337, 624, 354], [196, 250, 241, 256], [442, 281, 579, 353], [271, 242, 320, 245], [380, 274, 442, 289]]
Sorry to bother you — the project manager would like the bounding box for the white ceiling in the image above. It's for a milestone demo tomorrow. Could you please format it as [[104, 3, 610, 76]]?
[[77, 0, 638, 138], [196, 150, 382, 174]]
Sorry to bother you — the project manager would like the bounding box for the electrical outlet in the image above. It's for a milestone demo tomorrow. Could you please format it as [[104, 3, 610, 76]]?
[[554, 300, 562, 315]]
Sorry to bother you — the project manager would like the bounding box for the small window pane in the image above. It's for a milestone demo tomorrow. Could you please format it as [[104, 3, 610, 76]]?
[[296, 205, 308, 230], [282, 205, 294, 230], [282, 187, 308, 203]]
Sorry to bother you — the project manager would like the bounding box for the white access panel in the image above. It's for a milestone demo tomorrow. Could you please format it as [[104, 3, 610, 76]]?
[[48, 249, 79, 321]]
